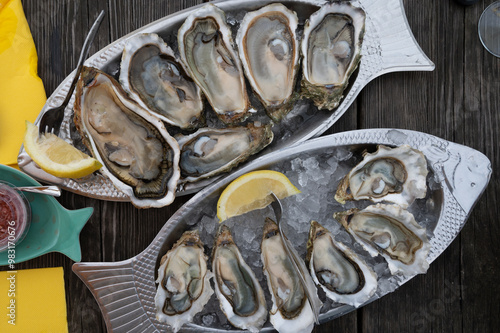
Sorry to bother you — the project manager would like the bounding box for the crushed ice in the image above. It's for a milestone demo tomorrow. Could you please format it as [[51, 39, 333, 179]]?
[[169, 146, 440, 330]]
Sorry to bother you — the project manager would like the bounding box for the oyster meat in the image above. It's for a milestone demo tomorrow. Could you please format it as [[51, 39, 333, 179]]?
[[119, 33, 204, 129], [155, 230, 213, 332], [307, 220, 377, 307], [236, 3, 299, 121], [176, 123, 273, 183], [74, 66, 180, 208], [334, 204, 430, 276], [261, 217, 320, 333], [178, 4, 250, 124], [301, 2, 366, 110], [335, 145, 428, 208], [212, 225, 267, 332]]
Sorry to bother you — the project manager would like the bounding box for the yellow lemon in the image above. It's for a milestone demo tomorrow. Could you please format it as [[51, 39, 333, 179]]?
[[217, 170, 301, 222], [23, 121, 102, 178]]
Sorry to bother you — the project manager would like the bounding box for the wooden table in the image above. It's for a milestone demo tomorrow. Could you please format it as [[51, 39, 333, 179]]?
[[11, 0, 500, 332]]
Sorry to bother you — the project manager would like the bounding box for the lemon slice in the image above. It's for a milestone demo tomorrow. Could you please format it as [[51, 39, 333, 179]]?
[[217, 170, 301, 222], [23, 121, 102, 178]]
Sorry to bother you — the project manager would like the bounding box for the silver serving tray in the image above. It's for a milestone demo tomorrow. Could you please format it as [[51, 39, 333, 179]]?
[[72, 129, 491, 332], [18, 0, 434, 201]]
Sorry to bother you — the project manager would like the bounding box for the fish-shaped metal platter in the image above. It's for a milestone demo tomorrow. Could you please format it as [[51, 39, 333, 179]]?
[[72, 129, 490, 332], [18, 0, 434, 201]]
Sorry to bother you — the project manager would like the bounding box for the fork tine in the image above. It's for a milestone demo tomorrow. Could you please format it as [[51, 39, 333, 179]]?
[[38, 10, 105, 137]]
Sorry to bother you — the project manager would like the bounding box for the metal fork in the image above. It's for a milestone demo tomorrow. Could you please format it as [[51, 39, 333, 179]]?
[[269, 192, 321, 325], [14, 185, 61, 197], [38, 10, 105, 136]]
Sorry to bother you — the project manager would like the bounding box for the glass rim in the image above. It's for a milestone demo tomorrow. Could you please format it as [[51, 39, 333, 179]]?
[[0, 182, 31, 251], [478, 1, 500, 57]]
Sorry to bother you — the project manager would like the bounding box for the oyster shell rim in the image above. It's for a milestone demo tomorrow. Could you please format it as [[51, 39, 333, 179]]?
[[300, 1, 367, 110], [212, 225, 268, 332], [176, 122, 274, 184], [177, 3, 251, 124], [260, 217, 319, 333], [306, 220, 378, 308], [119, 32, 205, 130], [334, 203, 431, 276], [73, 66, 181, 209], [235, 3, 300, 122], [335, 144, 429, 208], [154, 230, 214, 332]]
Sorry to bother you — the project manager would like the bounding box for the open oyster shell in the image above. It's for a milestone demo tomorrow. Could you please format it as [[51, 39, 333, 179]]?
[[119, 33, 204, 129], [176, 122, 273, 183], [261, 217, 320, 333], [334, 204, 430, 276], [178, 4, 250, 124], [335, 145, 428, 208], [212, 225, 267, 332], [301, 2, 366, 110], [306, 220, 377, 308], [236, 3, 299, 122], [74, 66, 180, 208], [155, 230, 213, 333]]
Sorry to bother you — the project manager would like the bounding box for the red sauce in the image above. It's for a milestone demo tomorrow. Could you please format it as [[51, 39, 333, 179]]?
[[0, 183, 29, 250], [0, 196, 16, 240]]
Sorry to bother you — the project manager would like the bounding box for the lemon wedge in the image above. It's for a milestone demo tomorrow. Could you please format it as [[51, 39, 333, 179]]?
[[217, 170, 301, 222], [23, 121, 102, 178]]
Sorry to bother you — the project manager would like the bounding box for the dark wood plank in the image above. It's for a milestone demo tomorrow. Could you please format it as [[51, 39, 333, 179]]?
[[460, 2, 500, 333]]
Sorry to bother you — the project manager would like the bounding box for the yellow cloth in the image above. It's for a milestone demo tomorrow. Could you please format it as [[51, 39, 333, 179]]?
[[0, 267, 68, 332], [0, 0, 46, 167]]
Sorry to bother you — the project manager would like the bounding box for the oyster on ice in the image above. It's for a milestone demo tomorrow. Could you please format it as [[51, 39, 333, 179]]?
[[334, 204, 430, 276], [261, 217, 320, 333], [335, 145, 428, 208], [178, 4, 250, 124], [306, 221, 377, 307], [301, 2, 366, 110], [74, 67, 180, 208], [212, 225, 267, 332], [119, 33, 204, 129], [155, 230, 213, 332], [236, 3, 299, 121], [176, 123, 273, 183]]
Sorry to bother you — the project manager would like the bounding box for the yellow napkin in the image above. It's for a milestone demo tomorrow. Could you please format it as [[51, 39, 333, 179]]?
[[0, 0, 46, 167], [0, 267, 68, 332]]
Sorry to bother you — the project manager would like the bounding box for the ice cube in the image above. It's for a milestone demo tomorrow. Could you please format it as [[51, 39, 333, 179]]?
[[303, 156, 319, 170], [298, 172, 309, 187], [335, 148, 353, 161], [291, 157, 303, 172], [326, 156, 339, 170]]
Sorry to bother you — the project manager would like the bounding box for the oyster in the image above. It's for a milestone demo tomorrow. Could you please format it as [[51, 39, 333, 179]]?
[[178, 4, 250, 124], [306, 221, 377, 307], [301, 2, 366, 110], [74, 67, 180, 208], [155, 230, 213, 332], [261, 217, 320, 333], [212, 225, 267, 332], [335, 145, 428, 208], [334, 204, 430, 276], [176, 123, 273, 183], [236, 4, 299, 121], [119, 33, 204, 129]]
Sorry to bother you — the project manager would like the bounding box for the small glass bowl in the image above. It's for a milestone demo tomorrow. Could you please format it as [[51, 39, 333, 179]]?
[[0, 182, 32, 252]]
